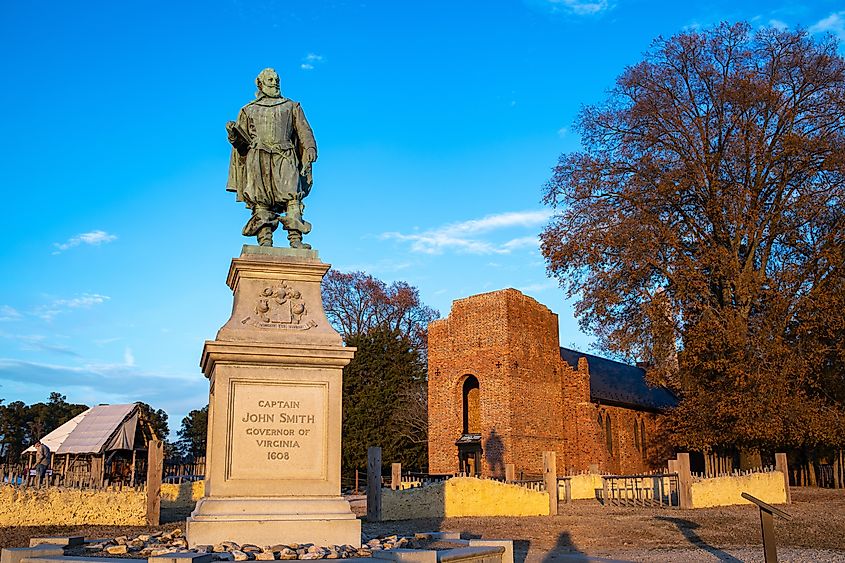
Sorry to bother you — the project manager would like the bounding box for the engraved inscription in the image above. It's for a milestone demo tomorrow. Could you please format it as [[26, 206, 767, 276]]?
[[228, 381, 327, 480]]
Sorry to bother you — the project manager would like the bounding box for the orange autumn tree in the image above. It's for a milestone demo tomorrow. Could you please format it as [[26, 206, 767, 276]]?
[[540, 23, 845, 451]]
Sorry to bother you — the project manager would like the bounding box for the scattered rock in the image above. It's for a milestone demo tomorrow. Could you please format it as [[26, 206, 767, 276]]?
[[223, 542, 241, 551], [138, 534, 151, 542], [231, 549, 249, 561], [106, 545, 128, 555], [215, 553, 235, 561], [254, 552, 275, 560], [241, 544, 262, 553], [214, 544, 228, 553], [85, 543, 105, 550]]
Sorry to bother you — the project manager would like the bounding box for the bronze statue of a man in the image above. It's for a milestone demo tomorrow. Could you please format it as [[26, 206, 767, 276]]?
[[226, 68, 317, 248]]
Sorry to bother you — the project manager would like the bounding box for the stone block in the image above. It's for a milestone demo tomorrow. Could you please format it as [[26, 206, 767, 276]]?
[[372, 549, 437, 563], [1, 546, 64, 563], [467, 541, 512, 563], [438, 547, 505, 563], [425, 532, 462, 541], [150, 552, 214, 563], [28, 537, 83, 548]]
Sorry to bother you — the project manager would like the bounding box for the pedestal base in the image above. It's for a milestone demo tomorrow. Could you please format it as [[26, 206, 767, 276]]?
[[186, 496, 361, 548]]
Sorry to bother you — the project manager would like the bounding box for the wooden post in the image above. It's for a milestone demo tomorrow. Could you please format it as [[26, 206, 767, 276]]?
[[366, 447, 382, 522], [91, 456, 104, 487], [775, 453, 790, 504], [564, 478, 572, 503], [504, 463, 515, 482], [677, 453, 693, 509], [543, 451, 558, 516], [355, 469, 359, 494], [145, 439, 163, 526], [833, 451, 841, 490], [391, 463, 401, 491]]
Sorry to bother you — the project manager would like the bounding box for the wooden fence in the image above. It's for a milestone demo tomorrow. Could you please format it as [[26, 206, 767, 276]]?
[[1, 439, 164, 526], [162, 456, 206, 483], [602, 473, 680, 507]]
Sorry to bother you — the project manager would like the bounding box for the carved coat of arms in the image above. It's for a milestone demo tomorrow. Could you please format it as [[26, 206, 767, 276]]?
[[241, 281, 317, 329]]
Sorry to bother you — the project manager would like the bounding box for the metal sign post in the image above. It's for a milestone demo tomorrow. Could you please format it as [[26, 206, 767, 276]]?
[[741, 492, 792, 563]]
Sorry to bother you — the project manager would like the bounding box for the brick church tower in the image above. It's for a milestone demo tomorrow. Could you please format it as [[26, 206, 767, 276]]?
[[427, 289, 673, 477]]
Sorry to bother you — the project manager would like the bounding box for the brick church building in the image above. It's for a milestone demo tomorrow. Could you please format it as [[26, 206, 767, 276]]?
[[427, 288, 677, 477]]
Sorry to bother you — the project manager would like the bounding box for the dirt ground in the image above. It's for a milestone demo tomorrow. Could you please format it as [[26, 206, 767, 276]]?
[[2, 488, 844, 562]]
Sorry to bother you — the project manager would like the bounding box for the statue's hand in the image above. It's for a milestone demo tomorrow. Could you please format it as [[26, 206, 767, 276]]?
[[226, 121, 237, 142], [304, 147, 317, 164]]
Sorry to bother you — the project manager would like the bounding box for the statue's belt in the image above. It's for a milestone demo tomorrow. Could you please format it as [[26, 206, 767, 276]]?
[[252, 140, 294, 153]]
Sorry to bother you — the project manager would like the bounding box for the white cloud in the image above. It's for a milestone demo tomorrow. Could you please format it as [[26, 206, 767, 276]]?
[[768, 19, 788, 31], [300, 53, 324, 71], [53, 230, 117, 254], [809, 12, 845, 40], [35, 293, 110, 321], [124, 347, 135, 367], [545, 0, 610, 16], [382, 210, 551, 255], [0, 305, 21, 321], [557, 126, 569, 138], [0, 332, 80, 357], [516, 281, 556, 294]]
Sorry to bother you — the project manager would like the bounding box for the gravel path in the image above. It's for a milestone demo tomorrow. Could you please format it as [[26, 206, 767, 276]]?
[[2, 488, 843, 562]]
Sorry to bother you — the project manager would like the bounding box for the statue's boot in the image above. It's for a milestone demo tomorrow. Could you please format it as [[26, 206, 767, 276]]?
[[281, 197, 312, 249], [244, 206, 279, 246], [287, 229, 310, 249], [257, 226, 273, 247]]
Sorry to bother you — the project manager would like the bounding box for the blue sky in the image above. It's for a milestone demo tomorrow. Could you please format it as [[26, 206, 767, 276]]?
[[1, 1, 843, 437]]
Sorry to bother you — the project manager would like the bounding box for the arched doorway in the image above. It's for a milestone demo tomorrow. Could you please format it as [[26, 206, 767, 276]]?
[[456, 375, 482, 476]]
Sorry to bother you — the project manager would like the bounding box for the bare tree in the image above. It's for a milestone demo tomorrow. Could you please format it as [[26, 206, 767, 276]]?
[[322, 270, 439, 353]]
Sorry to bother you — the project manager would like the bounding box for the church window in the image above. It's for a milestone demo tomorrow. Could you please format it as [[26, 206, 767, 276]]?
[[605, 413, 613, 455], [633, 419, 640, 452], [640, 419, 647, 452], [462, 375, 480, 434]]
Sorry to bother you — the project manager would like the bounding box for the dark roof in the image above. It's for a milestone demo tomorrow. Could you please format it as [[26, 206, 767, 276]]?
[[559, 348, 678, 411]]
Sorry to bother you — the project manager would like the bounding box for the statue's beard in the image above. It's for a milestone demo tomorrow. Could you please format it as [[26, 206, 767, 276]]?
[[259, 85, 281, 98]]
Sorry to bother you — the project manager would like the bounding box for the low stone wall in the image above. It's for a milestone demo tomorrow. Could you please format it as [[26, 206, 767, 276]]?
[[691, 471, 787, 508], [382, 476, 549, 520], [0, 484, 146, 526], [160, 480, 204, 509]]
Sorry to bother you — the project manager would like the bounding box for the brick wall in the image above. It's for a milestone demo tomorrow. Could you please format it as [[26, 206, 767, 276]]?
[[428, 288, 662, 477]]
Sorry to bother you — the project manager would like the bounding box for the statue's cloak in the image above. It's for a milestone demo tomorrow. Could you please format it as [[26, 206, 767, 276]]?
[[226, 96, 316, 212]]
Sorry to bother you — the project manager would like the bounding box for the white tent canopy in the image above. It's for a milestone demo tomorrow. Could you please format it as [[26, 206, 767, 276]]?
[[24, 403, 141, 455]]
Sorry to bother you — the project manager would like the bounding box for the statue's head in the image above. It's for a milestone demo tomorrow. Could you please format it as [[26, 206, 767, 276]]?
[[256, 68, 281, 98]]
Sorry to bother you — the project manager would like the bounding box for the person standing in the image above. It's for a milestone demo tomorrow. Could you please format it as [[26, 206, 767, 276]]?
[[34, 439, 51, 482]]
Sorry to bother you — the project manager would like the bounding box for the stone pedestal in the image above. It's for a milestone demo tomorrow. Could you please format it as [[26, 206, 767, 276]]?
[[186, 246, 360, 548]]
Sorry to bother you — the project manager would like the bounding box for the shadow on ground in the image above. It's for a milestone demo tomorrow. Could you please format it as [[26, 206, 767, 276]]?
[[655, 516, 742, 562]]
